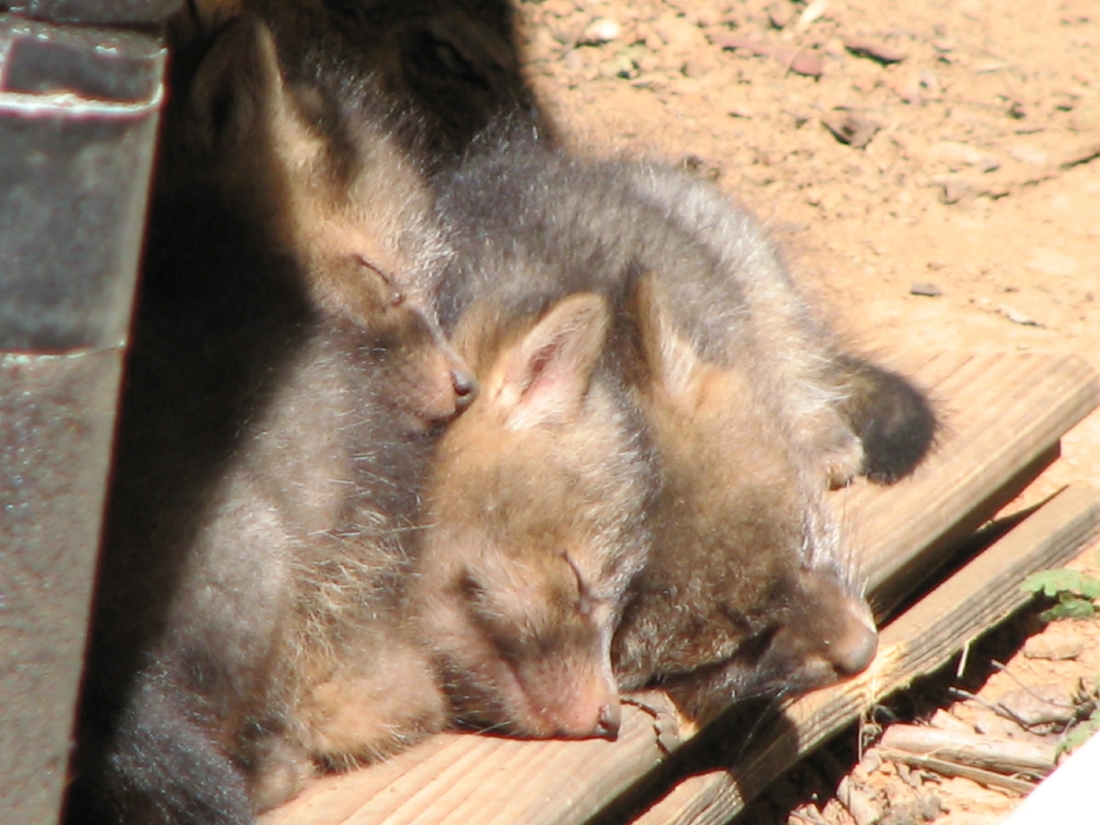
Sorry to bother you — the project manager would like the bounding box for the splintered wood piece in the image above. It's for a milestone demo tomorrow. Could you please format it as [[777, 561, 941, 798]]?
[[880, 752, 1037, 796], [879, 724, 1056, 776], [624, 484, 1100, 825], [260, 353, 1100, 825]]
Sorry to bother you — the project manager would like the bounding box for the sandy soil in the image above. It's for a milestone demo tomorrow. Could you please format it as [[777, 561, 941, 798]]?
[[508, 0, 1100, 822]]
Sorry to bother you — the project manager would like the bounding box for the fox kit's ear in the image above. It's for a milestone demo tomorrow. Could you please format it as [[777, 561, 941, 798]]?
[[493, 293, 609, 430], [188, 15, 284, 153], [628, 272, 700, 402]]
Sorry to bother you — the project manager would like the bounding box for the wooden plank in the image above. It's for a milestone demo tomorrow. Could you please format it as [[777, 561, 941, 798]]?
[[618, 484, 1100, 825], [263, 698, 677, 825], [260, 353, 1100, 825]]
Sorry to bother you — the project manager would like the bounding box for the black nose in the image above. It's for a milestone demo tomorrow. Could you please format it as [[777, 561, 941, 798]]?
[[594, 702, 621, 740], [452, 368, 478, 408]]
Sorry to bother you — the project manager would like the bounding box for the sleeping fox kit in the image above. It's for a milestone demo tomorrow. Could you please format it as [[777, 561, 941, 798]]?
[[68, 17, 475, 825], [419, 131, 936, 724], [407, 291, 655, 740]]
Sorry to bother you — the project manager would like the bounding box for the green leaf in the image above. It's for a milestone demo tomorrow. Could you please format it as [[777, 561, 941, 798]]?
[[1021, 568, 1100, 600], [1080, 576, 1100, 600], [1040, 597, 1097, 621]]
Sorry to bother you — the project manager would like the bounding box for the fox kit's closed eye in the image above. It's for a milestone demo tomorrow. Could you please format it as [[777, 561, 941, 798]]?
[[67, 17, 473, 825]]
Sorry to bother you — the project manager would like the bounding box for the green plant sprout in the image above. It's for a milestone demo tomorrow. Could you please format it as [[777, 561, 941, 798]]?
[[1057, 676, 1100, 758], [1020, 558, 1100, 622]]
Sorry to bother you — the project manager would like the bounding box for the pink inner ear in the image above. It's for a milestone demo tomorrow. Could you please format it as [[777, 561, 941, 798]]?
[[498, 295, 608, 429]]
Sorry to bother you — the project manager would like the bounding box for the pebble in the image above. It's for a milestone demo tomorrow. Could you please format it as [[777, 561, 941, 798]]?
[[927, 141, 1000, 172], [821, 109, 881, 149], [580, 17, 620, 45], [1023, 634, 1085, 661], [844, 36, 907, 64], [911, 282, 943, 297], [767, 0, 795, 29]]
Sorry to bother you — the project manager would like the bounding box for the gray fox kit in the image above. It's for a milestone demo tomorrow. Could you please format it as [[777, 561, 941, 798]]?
[[67, 17, 472, 824], [419, 129, 935, 725], [408, 290, 654, 739]]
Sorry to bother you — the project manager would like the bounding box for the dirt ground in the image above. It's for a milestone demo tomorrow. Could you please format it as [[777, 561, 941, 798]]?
[[507, 0, 1100, 822]]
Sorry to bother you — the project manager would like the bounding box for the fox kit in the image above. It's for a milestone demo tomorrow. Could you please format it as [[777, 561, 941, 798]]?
[[67, 17, 473, 825], [407, 291, 654, 739], [419, 130, 935, 724], [608, 168, 936, 721]]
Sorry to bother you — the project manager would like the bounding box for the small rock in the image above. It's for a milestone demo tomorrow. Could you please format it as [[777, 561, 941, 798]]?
[[767, 0, 795, 28], [1023, 634, 1085, 661], [1009, 144, 1050, 166], [681, 58, 706, 78], [910, 282, 942, 297], [821, 108, 880, 149], [837, 776, 882, 825], [789, 51, 824, 77], [844, 36, 907, 64], [930, 175, 977, 204], [859, 748, 884, 774], [561, 49, 585, 73], [1002, 306, 1043, 327], [894, 74, 924, 105], [580, 17, 620, 45], [998, 684, 1077, 727], [927, 141, 1000, 172]]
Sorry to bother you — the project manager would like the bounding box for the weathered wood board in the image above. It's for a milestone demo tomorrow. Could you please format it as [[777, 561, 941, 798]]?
[[262, 352, 1100, 825]]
